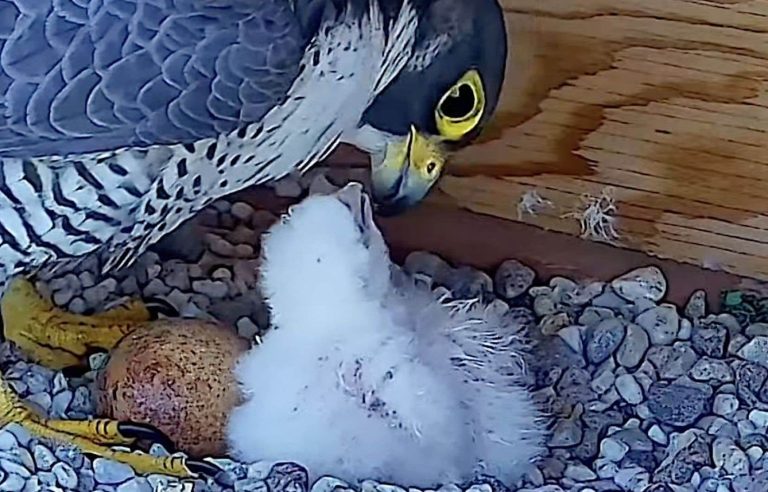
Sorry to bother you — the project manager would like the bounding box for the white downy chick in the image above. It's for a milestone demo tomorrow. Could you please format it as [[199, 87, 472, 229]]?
[[226, 183, 545, 488]]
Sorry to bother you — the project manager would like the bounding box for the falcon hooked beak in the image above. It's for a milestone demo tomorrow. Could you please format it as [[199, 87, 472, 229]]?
[[370, 125, 445, 215], [342, 0, 507, 215]]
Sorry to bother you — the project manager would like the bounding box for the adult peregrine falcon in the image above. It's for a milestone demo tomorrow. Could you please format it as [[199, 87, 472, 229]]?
[[0, 0, 507, 479]]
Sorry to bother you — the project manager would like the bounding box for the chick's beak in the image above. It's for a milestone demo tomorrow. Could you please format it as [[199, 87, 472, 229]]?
[[370, 126, 446, 216]]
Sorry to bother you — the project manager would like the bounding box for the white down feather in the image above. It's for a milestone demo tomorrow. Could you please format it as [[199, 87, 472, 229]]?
[[226, 183, 545, 488]]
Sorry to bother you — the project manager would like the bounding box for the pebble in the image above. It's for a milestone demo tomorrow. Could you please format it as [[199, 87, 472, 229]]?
[[1, 427, 29, 450], [586, 318, 626, 364], [611, 266, 667, 302], [32, 444, 56, 471], [691, 326, 727, 358], [591, 289, 628, 311], [678, 319, 692, 340], [69, 386, 93, 414], [685, 290, 707, 320], [25, 392, 51, 413], [615, 374, 644, 404], [637, 304, 680, 345], [192, 279, 229, 299], [612, 427, 653, 452], [236, 317, 261, 340], [53, 288, 74, 307], [729, 334, 749, 357], [689, 358, 733, 384], [0, 460, 29, 479], [143, 278, 169, 297], [578, 306, 614, 327], [0, 474, 24, 492], [52, 462, 78, 489], [613, 466, 650, 491], [712, 437, 750, 476], [446, 267, 493, 301], [616, 323, 650, 368], [654, 429, 710, 484], [713, 394, 740, 417], [207, 235, 238, 257], [746, 445, 763, 465], [231, 202, 255, 221], [548, 404, 584, 448], [116, 477, 153, 492], [649, 425, 668, 445], [590, 368, 615, 395], [563, 464, 597, 481], [533, 296, 556, 317], [51, 390, 73, 417], [648, 344, 699, 380], [403, 251, 452, 284], [600, 438, 630, 462], [647, 381, 712, 427], [556, 325, 583, 354], [537, 313, 569, 337], [273, 176, 303, 197], [737, 336, 768, 368], [265, 462, 308, 492], [93, 458, 135, 485], [0, 434, 17, 452], [494, 260, 535, 300], [748, 409, 768, 428], [25, 369, 51, 394], [69, 297, 86, 313]]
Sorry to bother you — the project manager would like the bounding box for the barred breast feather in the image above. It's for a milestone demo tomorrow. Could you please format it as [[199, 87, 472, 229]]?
[[0, 0, 417, 282]]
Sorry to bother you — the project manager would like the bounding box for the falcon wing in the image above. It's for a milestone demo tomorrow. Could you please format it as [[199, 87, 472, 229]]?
[[0, 0, 303, 158]]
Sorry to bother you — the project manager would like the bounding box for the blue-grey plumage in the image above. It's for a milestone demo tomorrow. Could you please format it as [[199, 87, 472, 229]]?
[[0, 0, 507, 283], [0, 0, 302, 157]]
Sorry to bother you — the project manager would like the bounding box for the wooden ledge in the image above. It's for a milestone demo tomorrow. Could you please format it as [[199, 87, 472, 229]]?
[[242, 184, 745, 311]]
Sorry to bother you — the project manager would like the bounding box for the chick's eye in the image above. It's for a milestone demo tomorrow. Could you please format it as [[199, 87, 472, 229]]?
[[439, 83, 476, 120], [426, 161, 437, 175]]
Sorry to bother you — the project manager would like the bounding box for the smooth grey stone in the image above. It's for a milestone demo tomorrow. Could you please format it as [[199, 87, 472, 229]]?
[[586, 318, 626, 364], [93, 458, 135, 485], [53, 462, 79, 489], [647, 381, 712, 427]]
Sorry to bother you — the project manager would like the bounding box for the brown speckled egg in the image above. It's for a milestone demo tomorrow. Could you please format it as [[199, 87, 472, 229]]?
[[95, 319, 249, 458]]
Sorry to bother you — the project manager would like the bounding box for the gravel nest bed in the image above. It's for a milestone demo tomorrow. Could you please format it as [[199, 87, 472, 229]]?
[[0, 173, 767, 492]]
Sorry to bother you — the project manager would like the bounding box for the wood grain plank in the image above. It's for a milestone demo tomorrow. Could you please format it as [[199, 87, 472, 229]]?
[[440, 0, 768, 281]]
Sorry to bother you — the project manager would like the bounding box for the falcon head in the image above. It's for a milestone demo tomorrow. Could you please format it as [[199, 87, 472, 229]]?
[[345, 0, 507, 215]]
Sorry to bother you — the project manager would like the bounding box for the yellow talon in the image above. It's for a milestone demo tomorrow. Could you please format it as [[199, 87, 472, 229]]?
[[0, 378, 207, 477], [1, 277, 150, 370], [0, 276, 221, 479], [44, 419, 136, 447]]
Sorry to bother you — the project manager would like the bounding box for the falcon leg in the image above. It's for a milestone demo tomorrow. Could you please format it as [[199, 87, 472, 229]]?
[[1, 277, 172, 369], [0, 277, 221, 479]]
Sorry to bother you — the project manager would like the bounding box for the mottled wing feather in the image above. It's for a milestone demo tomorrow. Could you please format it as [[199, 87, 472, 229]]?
[[0, 0, 304, 158]]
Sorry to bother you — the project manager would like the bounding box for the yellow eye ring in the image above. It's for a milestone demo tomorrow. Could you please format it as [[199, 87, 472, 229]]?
[[435, 69, 486, 141]]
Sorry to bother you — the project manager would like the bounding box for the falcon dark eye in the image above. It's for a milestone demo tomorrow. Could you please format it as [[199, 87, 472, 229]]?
[[439, 84, 476, 120], [435, 69, 486, 141], [426, 160, 437, 175]]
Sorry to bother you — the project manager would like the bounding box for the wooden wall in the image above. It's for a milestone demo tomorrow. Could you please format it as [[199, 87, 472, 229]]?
[[437, 0, 768, 281]]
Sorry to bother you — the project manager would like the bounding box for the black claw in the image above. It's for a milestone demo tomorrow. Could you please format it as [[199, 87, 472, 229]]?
[[143, 297, 179, 319], [117, 421, 176, 453], [187, 459, 224, 478]]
